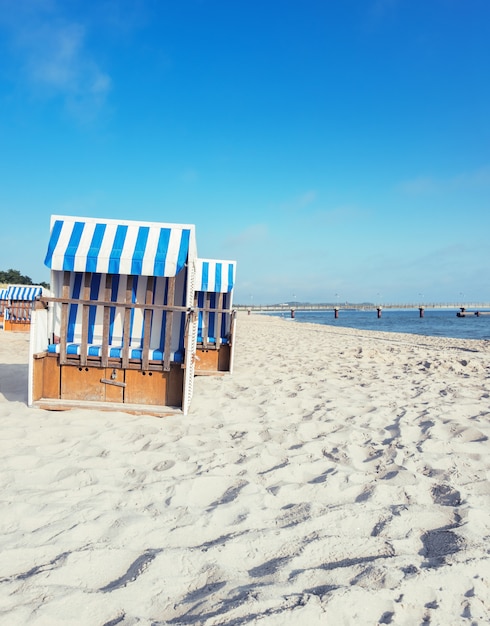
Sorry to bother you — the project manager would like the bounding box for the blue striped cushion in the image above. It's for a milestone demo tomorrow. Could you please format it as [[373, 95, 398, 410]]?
[[5, 310, 31, 321], [47, 343, 184, 363], [196, 335, 229, 345]]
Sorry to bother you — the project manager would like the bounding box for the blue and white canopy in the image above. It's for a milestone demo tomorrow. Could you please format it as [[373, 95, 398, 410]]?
[[196, 259, 236, 293], [44, 215, 196, 277], [0, 288, 8, 300], [7, 285, 43, 301]]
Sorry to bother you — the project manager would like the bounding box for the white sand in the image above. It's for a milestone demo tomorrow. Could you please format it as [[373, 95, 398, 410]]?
[[1, 313, 489, 625]]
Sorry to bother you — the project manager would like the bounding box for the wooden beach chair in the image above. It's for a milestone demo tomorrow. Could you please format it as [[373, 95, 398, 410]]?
[[194, 258, 237, 375], [28, 215, 198, 416], [3, 285, 44, 332], [0, 288, 7, 327]]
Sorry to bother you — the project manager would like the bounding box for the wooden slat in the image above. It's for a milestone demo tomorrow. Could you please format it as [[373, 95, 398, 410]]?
[[33, 398, 181, 417], [142, 276, 154, 371], [59, 271, 70, 365], [194, 305, 231, 313], [79, 273, 92, 367], [39, 295, 187, 312], [163, 277, 175, 372], [229, 309, 236, 344], [202, 293, 210, 349], [122, 276, 133, 369], [43, 355, 61, 398], [216, 292, 223, 346], [101, 274, 112, 368], [5, 300, 36, 325], [100, 377, 126, 388]]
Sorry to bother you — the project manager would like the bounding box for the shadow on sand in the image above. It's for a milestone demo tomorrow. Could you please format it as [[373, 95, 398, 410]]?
[[0, 363, 29, 404]]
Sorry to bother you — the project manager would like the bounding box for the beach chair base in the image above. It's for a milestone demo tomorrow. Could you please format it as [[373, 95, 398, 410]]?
[[4, 319, 31, 332], [31, 353, 185, 414], [194, 345, 230, 375], [31, 398, 182, 417]]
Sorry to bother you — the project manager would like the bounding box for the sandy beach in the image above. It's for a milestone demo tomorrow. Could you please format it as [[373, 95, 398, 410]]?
[[1, 312, 489, 625]]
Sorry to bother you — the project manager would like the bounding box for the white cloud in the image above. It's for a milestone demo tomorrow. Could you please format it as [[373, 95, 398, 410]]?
[[180, 168, 199, 183], [298, 190, 317, 208], [398, 176, 436, 194], [27, 23, 85, 89], [278, 190, 318, 214], [363, 0, 402, 32], [224, 224, 268, 248], [309, 204, 367, 226], [1, 2, 111, 121], [399, 165, 490, 194], [371, 0, 400, 17], [452, 165, 490, 188]]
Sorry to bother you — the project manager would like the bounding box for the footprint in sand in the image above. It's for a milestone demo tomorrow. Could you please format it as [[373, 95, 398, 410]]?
[[431, 484, 461, 507], [275, 502, 312, 528], [420, 527, 465, 566], [355, 486, 375, 503], [153, 459, 175, 472], [371, 516, 390, 537]]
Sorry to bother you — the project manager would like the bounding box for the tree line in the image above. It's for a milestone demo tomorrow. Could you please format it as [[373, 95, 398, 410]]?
[[0, 269, 50, 289]]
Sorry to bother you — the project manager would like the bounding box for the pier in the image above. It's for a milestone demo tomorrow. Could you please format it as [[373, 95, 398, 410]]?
[[237, 302, 490, 312], [237, 303, 490, 318]]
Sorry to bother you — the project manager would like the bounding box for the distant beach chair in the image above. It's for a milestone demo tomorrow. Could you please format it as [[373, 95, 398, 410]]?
[[0, 288, 7, 326], [3, 285, 44, 331], [29, 215, 198, 416], [194, 258, 237, 375]]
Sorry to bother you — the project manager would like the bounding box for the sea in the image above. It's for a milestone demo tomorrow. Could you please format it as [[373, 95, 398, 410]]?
[[266, 308, 490, 341]]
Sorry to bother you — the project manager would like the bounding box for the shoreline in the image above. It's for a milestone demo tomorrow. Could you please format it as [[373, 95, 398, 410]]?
[[1, 313, 489, 624], [257, 308, 490, 343]]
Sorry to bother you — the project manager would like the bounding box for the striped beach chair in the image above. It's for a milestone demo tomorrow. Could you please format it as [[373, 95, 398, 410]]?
[[0, 288, 8, 325], [3, 285, 44, 331], [194, 258, 237, 374], [29, 215, 198, 416]]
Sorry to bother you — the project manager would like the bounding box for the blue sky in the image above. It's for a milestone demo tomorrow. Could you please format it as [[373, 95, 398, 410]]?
[[1, 0, 489, 304]]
